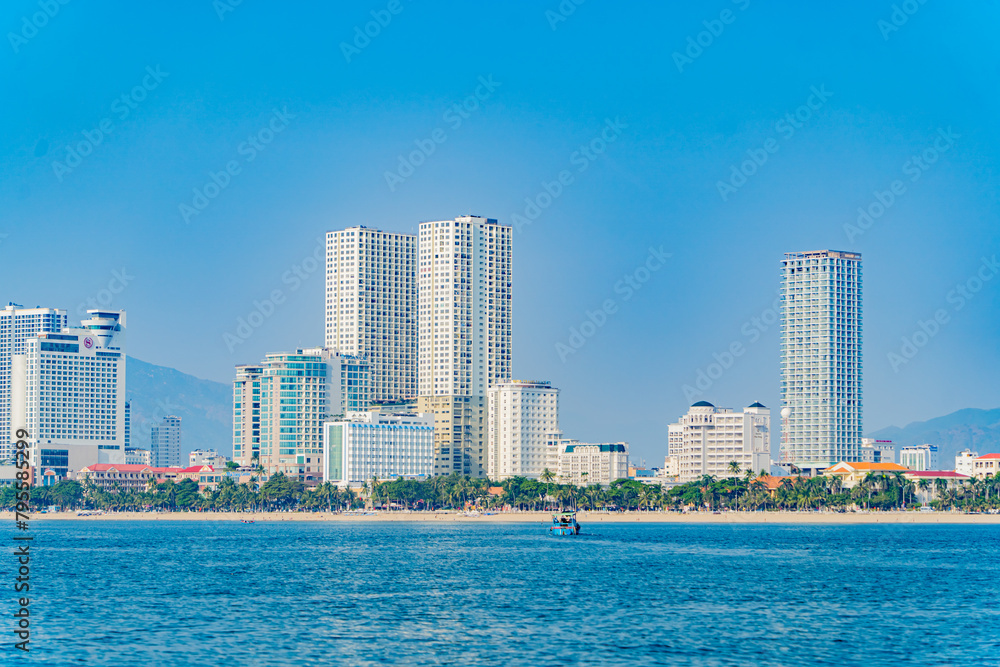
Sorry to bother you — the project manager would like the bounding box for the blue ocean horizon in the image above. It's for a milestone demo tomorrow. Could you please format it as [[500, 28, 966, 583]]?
[[11, 521, 1000, 665]]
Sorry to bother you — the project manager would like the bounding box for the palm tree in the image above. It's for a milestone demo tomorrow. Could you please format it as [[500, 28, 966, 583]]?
[[540, 468, 555, 483]]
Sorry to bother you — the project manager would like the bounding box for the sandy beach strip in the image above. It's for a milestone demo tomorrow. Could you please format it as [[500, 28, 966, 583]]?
[[9, 510, 1000, 524]]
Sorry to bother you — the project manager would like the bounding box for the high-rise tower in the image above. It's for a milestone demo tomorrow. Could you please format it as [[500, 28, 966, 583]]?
[[780, 250, 862, 473], [325, 227, 417, 404], [417, 216, 512, 477]]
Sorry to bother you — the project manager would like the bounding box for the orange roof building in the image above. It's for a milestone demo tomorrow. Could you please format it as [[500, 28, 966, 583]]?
[[821, 461, 910, 488]]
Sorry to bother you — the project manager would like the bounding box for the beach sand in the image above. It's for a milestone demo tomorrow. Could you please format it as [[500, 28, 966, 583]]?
[[10, 510, 1000, 524]]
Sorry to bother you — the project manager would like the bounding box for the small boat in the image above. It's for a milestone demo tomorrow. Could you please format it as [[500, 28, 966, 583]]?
[[549, 511, 580, 536], [241, 519, 255, 524]]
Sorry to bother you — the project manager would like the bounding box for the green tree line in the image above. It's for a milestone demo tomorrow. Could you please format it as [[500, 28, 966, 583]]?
[[5, 467, 998, 513]]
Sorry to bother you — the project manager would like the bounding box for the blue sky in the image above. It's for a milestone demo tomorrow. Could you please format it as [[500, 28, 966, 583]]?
[[2, 0, 999, 463]]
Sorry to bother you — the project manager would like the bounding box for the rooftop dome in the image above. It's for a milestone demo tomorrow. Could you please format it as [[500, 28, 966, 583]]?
[[691, 401, 715, 408]]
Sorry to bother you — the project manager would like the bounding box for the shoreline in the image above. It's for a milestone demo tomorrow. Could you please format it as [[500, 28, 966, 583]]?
[[10, 510, 1000, 524]]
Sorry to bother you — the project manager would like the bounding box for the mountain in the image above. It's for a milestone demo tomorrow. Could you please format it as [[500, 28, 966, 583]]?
[[125, 357, 231, 457], [868, 407, 1000, 466]]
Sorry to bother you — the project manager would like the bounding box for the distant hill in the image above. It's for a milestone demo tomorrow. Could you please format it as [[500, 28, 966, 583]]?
[[125, 357, 231, 457], [868, 407, 1000, 466]]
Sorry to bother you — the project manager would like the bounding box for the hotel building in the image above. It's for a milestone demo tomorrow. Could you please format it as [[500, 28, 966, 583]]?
[[151, 415, 182, 468], [671, 401, 771, 483], [860, 438, 895, 464], [1, 303, 67, 460], [417, 216, 512, 478], [322, 411, 434, 487], [232, 348, 369, 485], [553, 440, 629, 487], [11, 310, 126, 482], [780, 250, 863, 473], [487, 380, 559, 480], [325, 227, 417, 404]]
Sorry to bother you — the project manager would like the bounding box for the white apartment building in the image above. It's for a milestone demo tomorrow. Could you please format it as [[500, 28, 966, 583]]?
[[860, 438, 895, 464], [668, 424, 683, 455], [325, 226, 417, 403], [663, 455, 679, 478], [899, 444, 939, 471], [11, 310, 126, 482], [323, 411, 434, 487], [554, 440, 629, 487], [232, 364, 262, 465], [1, 303, 66, 459], [125, 447, 152, 466], [487, 380, 559, 480], [955, 449, 979, 476], [234, 348, 369, 485], [672, 401, 771, 483], [151, 416, 182, 468], [417, 216, 512, 478], [780, 250, 863, 473]]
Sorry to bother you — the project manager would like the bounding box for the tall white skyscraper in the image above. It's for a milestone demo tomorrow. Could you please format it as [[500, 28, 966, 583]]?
[[151, 415, 182, 468], [325, 226, 417, 403], [780, 250, 863, 473], [1, 303, 67, 459], [11, 310, 126, 482], [487, 380, 559, 480], [417, 216, 512, 477]]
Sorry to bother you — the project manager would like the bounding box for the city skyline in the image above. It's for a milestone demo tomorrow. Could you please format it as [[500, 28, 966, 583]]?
[[2, 2, 999, 465]]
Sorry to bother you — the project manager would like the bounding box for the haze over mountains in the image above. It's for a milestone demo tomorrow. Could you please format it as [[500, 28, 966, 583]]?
[[868, 408, 1000, 467], [125, 357, 231, 458], [124, 356, 999, 466]]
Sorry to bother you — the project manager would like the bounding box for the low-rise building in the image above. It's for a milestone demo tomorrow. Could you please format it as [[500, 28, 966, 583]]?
[[175, 464, 227, 491], [125, 447, 152, 466], [0, 465, 19, 487], [77, 463, 186, 491], [555, 440, 629, 487], [189, 449, 230, 468], [955, 449, 980, 476], [821, 461, 910, 488], [322, 411, 434, 488], [899, 444, 939, 471], [902, 470, 970, 503], [971, 453, 1000, 480]]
